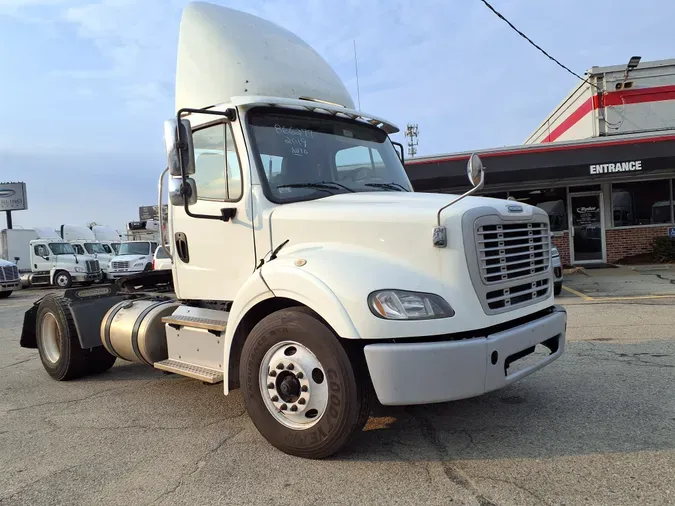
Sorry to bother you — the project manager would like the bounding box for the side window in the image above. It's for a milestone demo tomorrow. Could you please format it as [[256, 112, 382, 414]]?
[[34, 244, 48, 257], [73, 244, 85, 255], [192, 123, 243, 201], [151, 242, 158, 253], [335, 146, 384, 181]]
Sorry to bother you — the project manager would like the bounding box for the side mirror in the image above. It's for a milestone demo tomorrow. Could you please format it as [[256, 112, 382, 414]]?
[[466, 153, 485, 188], [164, 118, 195, 177], [392, 141, 405, 164], [169, 177, 198, 206]]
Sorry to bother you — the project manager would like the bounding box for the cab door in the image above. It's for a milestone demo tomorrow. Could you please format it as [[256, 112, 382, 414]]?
[[170, 118, 255, 301], [32, 243, 54, 272]]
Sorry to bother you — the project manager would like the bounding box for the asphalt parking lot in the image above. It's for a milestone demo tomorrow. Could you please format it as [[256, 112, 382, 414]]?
[[1, 280, 674, 506]]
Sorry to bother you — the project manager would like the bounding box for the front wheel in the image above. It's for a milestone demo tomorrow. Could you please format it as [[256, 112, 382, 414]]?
[[53, 271, 72, 288], [240, 307, 373, 459], [0, 291, 11, 298]]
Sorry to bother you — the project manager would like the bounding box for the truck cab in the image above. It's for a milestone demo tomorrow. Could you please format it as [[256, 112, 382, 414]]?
[[0, 258, 20, 298], [28, 239, 102, 288], [21, 1, 566, 460], [107, 240, 158, 280]]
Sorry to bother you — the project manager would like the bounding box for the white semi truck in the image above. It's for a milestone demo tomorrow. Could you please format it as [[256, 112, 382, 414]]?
[[0, 258, 21, 298], [91, 225, 122, 254], [1, 227, 102, 288], [107, 240, 158, 280], [59, 224, 113, 278], [19, 2, 566, 459]]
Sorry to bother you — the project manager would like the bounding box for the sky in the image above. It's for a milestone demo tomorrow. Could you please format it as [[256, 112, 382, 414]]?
[[1, 0, 673, 232]]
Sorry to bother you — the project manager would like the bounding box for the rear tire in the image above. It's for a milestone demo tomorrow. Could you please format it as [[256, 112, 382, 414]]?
[[86, 347, 117, 375], [240, 307, 372, 459], [0, 291, 11, 299], [36, 295, 88, 380]]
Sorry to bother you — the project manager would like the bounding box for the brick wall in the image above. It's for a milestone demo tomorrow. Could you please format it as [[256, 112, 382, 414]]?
[[606, 226, 672, 263], [552, 232, 571, 266]]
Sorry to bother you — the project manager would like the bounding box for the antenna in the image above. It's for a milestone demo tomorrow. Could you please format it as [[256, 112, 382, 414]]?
[[353, 40, 361, 110], [404, 123, 419, 158]]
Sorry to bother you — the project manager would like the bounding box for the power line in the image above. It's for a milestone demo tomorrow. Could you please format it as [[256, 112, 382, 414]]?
[[477, 0, 599, 90]]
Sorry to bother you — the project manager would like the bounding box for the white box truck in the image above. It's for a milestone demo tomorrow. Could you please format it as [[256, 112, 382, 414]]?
[[19, 2, 566, 459], [1, 227, 102, 288]]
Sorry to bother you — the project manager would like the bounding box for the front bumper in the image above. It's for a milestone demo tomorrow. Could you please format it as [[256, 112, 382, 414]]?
[[107, 269, 143, 280], [0, 280, 21, 292], [73, 271, 102, 282], [363, 306, 567, 406]]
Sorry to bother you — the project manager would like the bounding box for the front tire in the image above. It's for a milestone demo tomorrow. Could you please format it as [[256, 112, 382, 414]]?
[[0, 291, 11, 299], [54, 271, 72, 288], [240, 307, 372, 459]]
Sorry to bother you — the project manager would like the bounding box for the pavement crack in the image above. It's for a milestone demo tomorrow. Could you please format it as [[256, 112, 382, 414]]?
[[149, 427, 245, 505], [473, 475, 551, 505], [6, 385, 131, 413], [0, 464, 80, 501], [654, 273, 675, 285], [415, 413, 497, 506], [0, 357, 34, 370]]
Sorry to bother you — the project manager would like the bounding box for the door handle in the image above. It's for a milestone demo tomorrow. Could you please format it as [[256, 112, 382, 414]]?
[[174, 232, 190, 263]]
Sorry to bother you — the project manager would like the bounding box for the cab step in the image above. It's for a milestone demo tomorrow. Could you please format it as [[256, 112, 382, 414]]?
[[154, 359, 224, 384], [162, 315, 227, 332]]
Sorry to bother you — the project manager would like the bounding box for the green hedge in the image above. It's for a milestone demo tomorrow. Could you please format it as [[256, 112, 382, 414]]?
[[652, 236, 675, 263]]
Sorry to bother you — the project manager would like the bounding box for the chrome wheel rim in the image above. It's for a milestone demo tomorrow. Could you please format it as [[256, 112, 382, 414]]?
[[56, 274, 69, 287], [40, 312, 61, 364], [259, 340, 328, 429]]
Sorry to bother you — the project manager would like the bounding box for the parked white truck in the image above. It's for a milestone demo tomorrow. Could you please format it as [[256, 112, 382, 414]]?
[[91, 225, 122, 255], [19, 2, 566, 459], [1, 227, 102, 288], [107, 240, 158, 280], [59, 224, 113, 278], [0, 258, 21, 298]]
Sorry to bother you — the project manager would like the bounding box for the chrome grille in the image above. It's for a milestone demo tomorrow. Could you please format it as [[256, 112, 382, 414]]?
[[85, 259, 100, 273], [111, 261, 129, 269], [0, 265, 19, 282], [477, 222, 550, 284], [464, 209, 553, 316]]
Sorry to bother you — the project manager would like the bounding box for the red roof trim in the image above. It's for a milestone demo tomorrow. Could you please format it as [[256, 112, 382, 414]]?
[[405, 134, 675, 166]]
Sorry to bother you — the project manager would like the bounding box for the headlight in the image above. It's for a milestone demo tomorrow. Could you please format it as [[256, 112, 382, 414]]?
[[368, 290, 455, 320], [74, 267, 85, 273]]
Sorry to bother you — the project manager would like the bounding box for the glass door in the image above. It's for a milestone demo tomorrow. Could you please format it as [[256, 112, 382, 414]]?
[[570, 194, 605, 263]]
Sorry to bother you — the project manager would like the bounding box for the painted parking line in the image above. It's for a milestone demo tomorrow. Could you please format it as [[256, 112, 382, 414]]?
[[561, 285, 593, 301], [561, 284, 675, 302]]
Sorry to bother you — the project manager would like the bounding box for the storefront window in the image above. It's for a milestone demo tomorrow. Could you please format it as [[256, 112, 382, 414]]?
[[508, 187, 568, 232], [611, 180, 673, 227]]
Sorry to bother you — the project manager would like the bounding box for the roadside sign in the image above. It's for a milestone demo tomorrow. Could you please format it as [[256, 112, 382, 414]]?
[[139, 205, 168, 220], [668, 227, 675, 239], [0, 182, 27, 211]]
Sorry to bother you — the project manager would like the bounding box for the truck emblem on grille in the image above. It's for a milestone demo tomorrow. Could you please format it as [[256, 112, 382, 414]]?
[[507, 205, 523, 213]]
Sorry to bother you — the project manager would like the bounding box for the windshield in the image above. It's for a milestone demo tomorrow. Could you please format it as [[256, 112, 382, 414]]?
[[118, 242, 150, 256], [49, 243, 76, 255], [101, 244, 113, 254], [247, 108, 412, 203], [85, 243, 107, 254]]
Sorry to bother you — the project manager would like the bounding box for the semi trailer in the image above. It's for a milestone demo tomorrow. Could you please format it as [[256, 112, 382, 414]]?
[[19, 1, 566, 459]]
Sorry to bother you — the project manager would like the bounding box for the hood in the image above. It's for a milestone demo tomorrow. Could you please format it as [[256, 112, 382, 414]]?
[[111, 255, 147, 263], [0, 258, 17, 267]]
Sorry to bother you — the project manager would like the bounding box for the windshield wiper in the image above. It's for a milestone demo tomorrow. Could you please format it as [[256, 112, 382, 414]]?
[[277, 182, 355, 193], [364, 182, 410, 192]]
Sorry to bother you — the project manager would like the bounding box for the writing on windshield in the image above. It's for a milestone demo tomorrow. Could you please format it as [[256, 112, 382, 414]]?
[[49, 243, 76, 255], [118, 242, 150, 256], [247, 108, 411, 203], [85, 243, 107, 254]]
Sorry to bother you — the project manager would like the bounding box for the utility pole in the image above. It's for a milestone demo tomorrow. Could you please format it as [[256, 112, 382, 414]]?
[[404, 123, 419, 158]]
